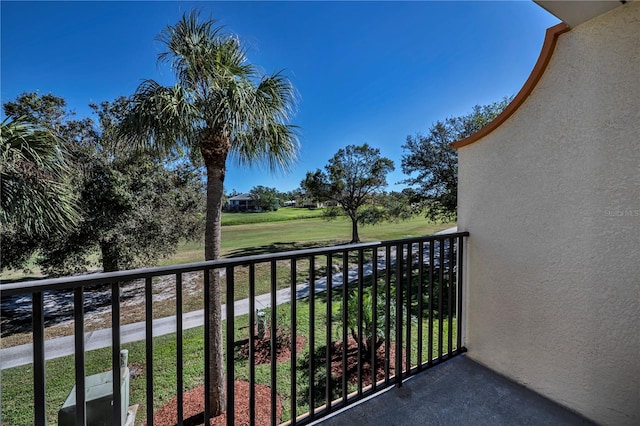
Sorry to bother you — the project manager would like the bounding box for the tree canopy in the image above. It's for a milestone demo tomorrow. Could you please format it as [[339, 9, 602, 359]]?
[[249, 185, 281, 211], [302, 143, 394, 243], [401, 98, 510, 221], [1, 92, 204, 275]]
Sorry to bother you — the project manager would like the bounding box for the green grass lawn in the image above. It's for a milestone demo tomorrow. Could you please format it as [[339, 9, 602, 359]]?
[[0, 215, 454, 350], [1, 212, 454, 279], [221, 207, 326, 226], [162, 215, 454, 265]]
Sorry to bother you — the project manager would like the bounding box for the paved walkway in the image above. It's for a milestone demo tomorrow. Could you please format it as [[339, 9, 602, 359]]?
[[0, 270, 352, 369], [1, 228, 458, 370]]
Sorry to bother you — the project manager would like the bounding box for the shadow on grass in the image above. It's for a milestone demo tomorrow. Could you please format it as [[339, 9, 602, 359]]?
[[225, 240, 347, 258], [297, 343, 343, 409], [296, 339, 395, 410]]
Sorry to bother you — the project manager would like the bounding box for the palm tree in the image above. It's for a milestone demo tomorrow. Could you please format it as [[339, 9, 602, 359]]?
[[119, 11, 299, 415], [0, 117, 79, 270], [1, 117, 79, 259]]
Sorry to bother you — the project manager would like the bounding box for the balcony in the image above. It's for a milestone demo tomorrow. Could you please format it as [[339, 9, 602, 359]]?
[[0, 232, 591, 425]]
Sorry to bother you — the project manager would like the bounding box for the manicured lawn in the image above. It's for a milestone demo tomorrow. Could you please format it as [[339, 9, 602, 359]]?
[[0, 216, 453, 348], [162, 216, 454, 265], [0, 212, 453, 278], [221, 207, 326, 226]]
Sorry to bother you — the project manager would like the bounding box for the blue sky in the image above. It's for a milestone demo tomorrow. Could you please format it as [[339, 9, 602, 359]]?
[[1, 1, 559, 193]]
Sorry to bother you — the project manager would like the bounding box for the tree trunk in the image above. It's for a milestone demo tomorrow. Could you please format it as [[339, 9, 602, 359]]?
[[201, 132, 230, 417], [350, 216, 360, 243], [100, 241, 119, 272]]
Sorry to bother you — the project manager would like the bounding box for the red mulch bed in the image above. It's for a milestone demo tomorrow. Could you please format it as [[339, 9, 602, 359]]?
[[236, 331, 306, 364], [148, 381, 282, 426], [328, 337, 405, 385], [149, 337, 404, 425]]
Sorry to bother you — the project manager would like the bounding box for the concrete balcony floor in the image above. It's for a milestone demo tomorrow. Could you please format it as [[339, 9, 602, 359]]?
[[312, 355, 595, 426]]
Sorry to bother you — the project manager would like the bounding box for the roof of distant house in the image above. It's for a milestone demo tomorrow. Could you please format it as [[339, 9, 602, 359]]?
[[228, 194, 254, 201]]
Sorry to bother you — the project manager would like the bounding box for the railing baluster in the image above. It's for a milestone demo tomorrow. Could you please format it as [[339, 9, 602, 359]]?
[[249, 264, 256, 426], [74, 287, 86, 426], [448, 238, 454, 355], [395, 244, 403, 386], [406, 243, 412, 375], [32, 291, 46, 426], [145, 277, 154, 426], [176, 273, 184, 426], [342, 251, 348, 403], [428, 240, 434, 366], [309, 255, 316, 416], [357, 249, 364, 396], [203, 270, 211, 425], [226, 266, 235, 426], [417, 242, 424, 370], [290, 259, 297, 424], [371, 248, 378, 390], [270, 260, 277, 426], [457, 236, 464, 351], [112, 281, 122, 426], [325, 253, 333, 413], [438, 240, 444, 361], [384, 245, 391, 385]]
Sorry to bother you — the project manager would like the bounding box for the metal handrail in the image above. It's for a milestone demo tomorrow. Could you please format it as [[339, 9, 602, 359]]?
[[0, 232, 469, 295], [1, 231, 469, 426]]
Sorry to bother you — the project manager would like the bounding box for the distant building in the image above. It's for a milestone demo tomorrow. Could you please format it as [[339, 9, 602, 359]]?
[[301, 198, 339, 209], [226, 193, 259, 212]]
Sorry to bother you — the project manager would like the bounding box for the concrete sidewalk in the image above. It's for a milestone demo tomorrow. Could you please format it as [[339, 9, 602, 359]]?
[[0, 252, 385, 370], [1, 275, 331, 369]]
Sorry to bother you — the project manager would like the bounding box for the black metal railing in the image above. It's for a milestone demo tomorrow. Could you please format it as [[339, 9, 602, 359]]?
[[0, 232, 468, 425]]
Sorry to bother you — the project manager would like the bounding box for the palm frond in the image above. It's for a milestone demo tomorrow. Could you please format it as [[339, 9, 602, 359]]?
[[122, 10, 299, 174], [212, 35, 256, 80], [158, 11, 221, 85], [231, 122, 300, 174], [157, 11, 256, 90], [226, 71, 299, 173], [118, 80, 200, 156], [0, 117, 79, 235], [255, 71, 297, 121]]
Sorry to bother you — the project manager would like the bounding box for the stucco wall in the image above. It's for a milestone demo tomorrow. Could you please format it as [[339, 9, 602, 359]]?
[[457, 3, 639, 425]]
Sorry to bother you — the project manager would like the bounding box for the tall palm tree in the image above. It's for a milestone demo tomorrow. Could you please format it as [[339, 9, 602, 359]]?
[[119, 11, 299, 415]]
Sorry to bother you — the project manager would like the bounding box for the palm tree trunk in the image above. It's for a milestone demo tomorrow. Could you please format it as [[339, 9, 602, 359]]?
[[202, 134, 230, 416]]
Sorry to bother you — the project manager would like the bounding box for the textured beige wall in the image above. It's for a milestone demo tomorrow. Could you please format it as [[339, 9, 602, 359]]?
[[458, 3, 640, 425]]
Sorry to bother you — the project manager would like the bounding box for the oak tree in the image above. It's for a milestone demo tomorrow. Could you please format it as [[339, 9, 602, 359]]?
[[303, 144, 394, 243]]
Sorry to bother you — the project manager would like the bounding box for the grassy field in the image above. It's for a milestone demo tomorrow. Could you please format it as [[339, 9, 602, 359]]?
[[221, 207, 326, 226], [0, 215, 454, 350], [1, 211, 453, 279], [164, 215, 454, 265]]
